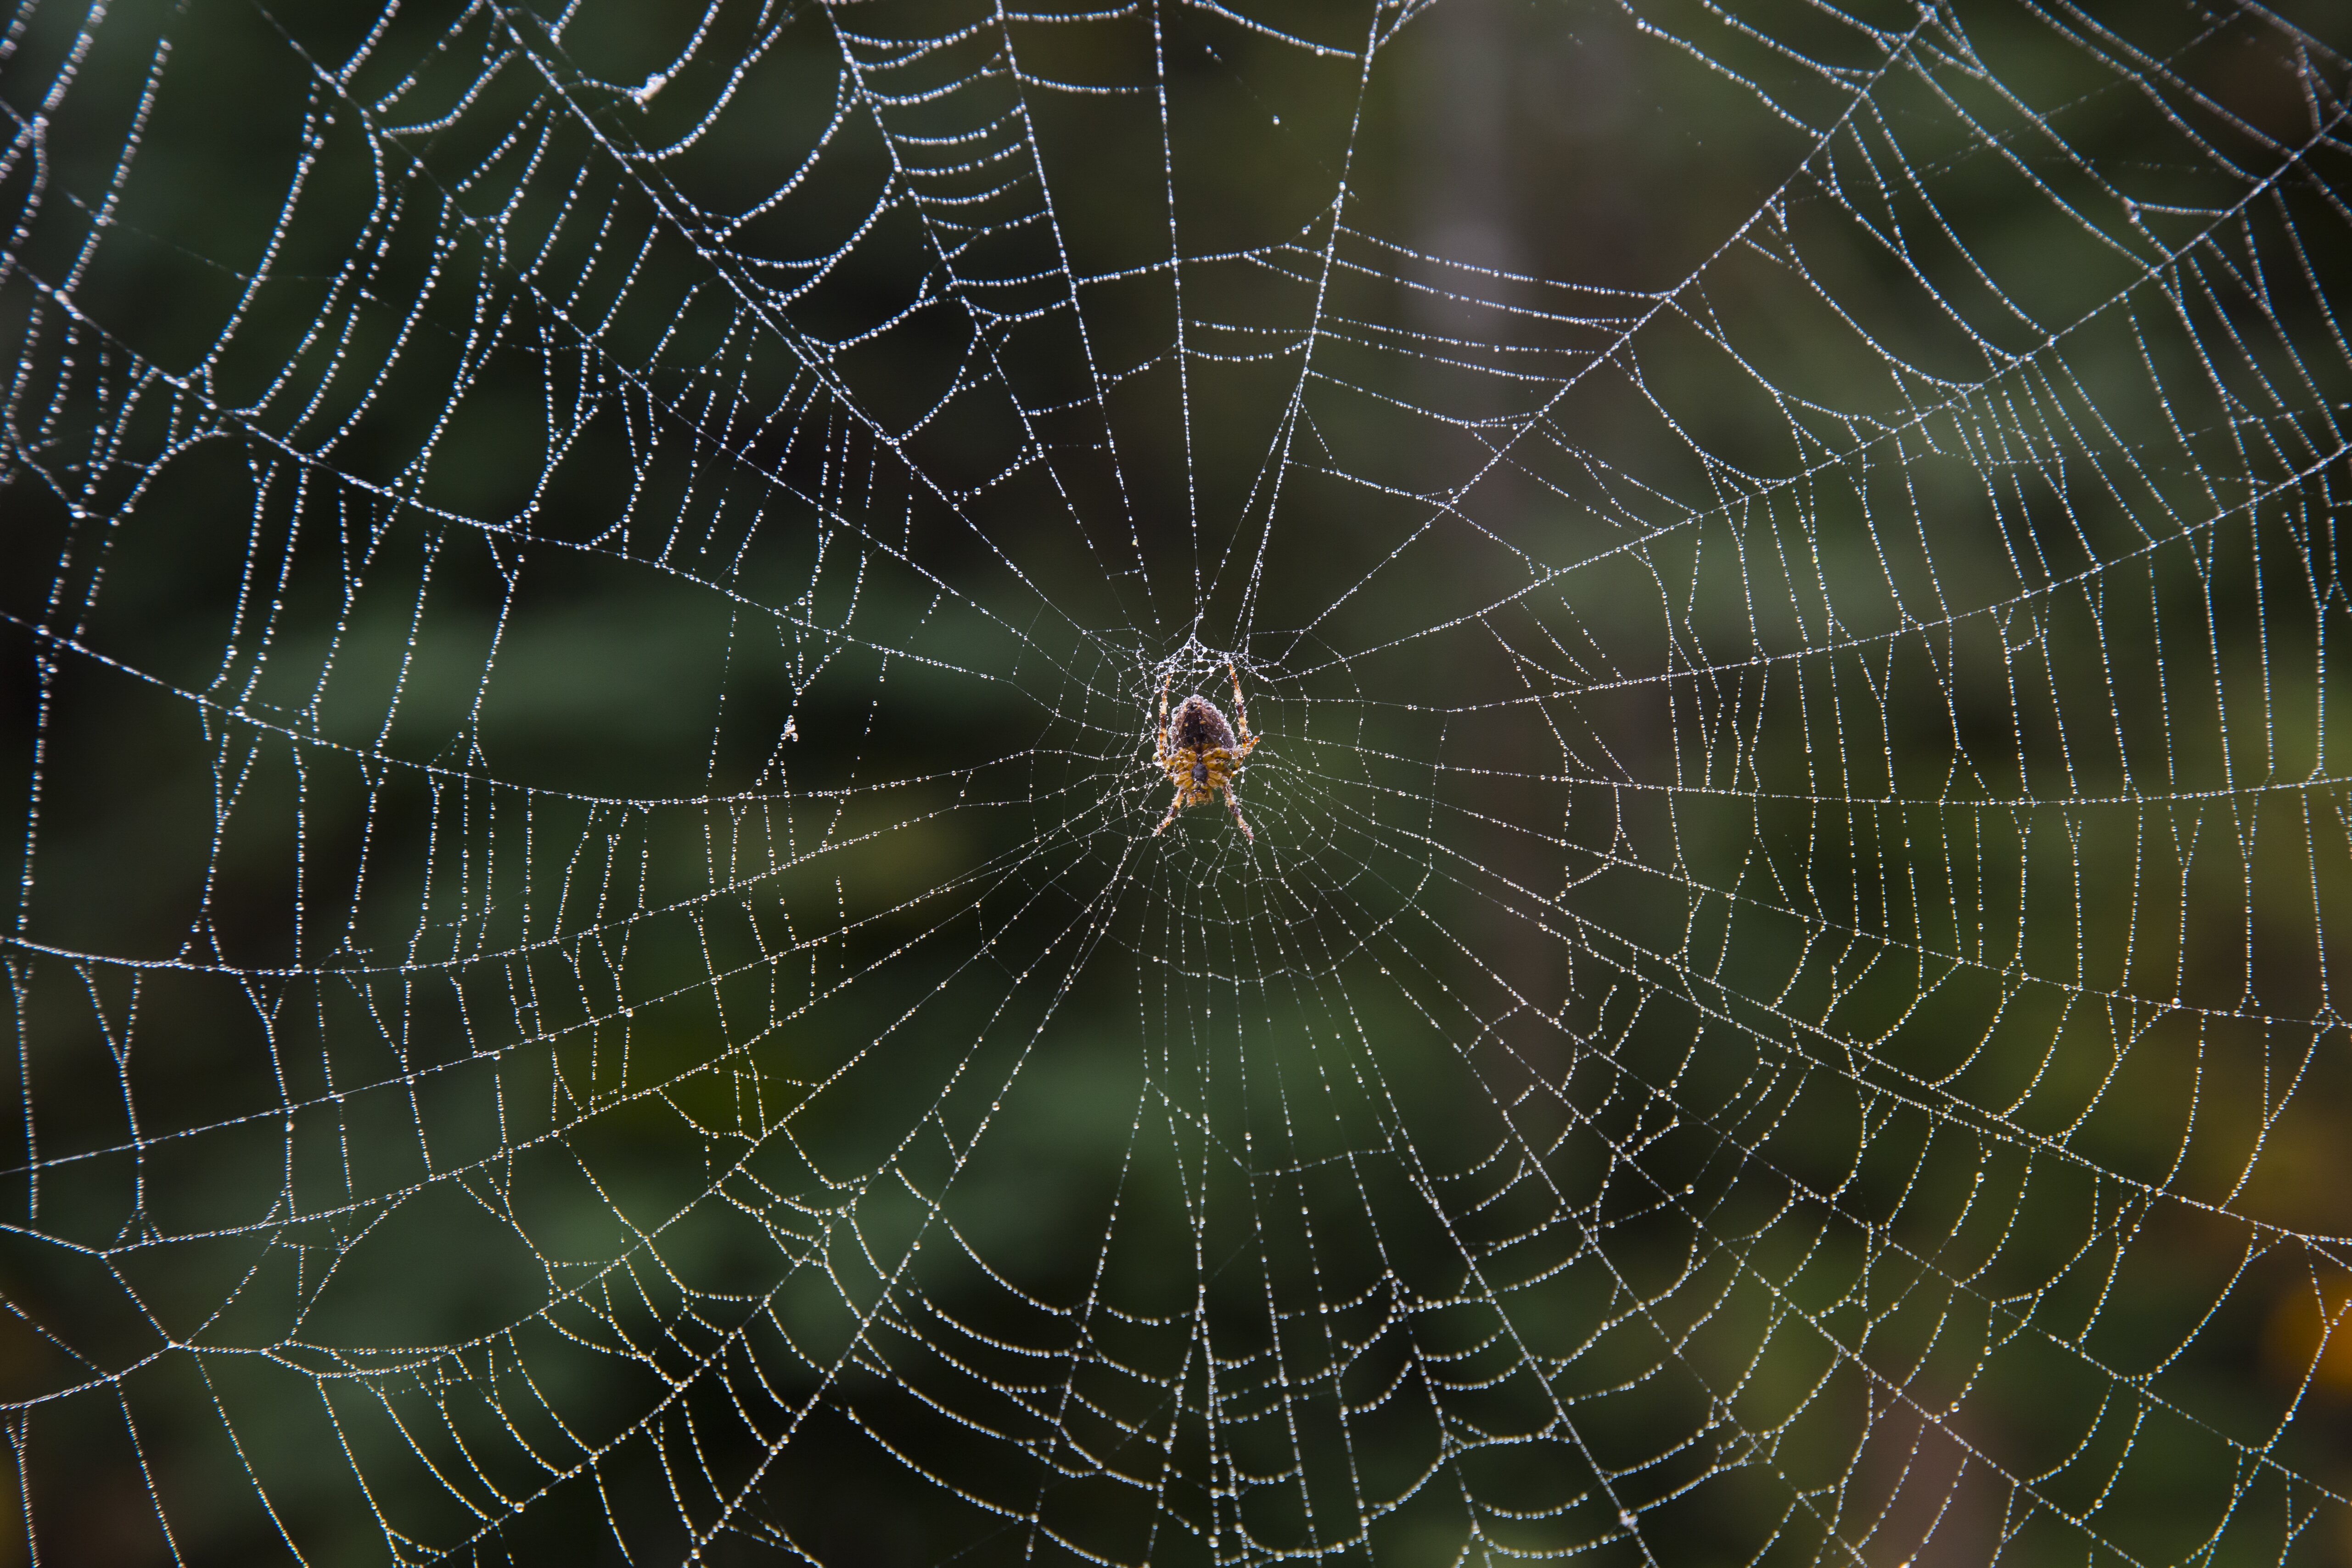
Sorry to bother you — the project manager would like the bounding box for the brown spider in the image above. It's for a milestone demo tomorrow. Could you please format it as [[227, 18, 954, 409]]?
[[1153, 662, 1260, 842]]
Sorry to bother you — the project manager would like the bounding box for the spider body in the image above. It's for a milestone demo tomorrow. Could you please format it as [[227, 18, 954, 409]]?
[[1154, 663, 1260, 841]]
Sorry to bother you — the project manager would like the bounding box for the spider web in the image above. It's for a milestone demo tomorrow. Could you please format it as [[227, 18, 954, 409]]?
[[3, 0, 2352, 1561]]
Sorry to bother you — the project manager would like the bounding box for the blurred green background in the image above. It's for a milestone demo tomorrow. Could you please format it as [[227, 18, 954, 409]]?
[[3, 0, 2352, 1562]]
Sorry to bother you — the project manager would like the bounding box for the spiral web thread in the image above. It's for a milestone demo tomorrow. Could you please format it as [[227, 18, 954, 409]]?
[[3, 0, 2352, 1562]]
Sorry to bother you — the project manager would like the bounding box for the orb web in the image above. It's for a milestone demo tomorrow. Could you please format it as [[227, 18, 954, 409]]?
[[3, 0, 2351, 1563]]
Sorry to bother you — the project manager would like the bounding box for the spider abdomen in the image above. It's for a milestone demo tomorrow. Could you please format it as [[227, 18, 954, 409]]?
[[1170, 696, 1237, 753]]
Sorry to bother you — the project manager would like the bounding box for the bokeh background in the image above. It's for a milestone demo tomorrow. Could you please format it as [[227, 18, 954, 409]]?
[[4, 0, 2352, 1562]]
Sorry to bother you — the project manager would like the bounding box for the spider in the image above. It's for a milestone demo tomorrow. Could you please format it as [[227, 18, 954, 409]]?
[[1154, 662, 1261, 842]]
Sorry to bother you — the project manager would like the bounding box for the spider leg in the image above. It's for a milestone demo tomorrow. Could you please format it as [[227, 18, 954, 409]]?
[[1154, 790, 1183, 835], [1227, 661, 1252, 743], [1156, 670, 1173, 769], [1221, 786, 1254, 843]]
